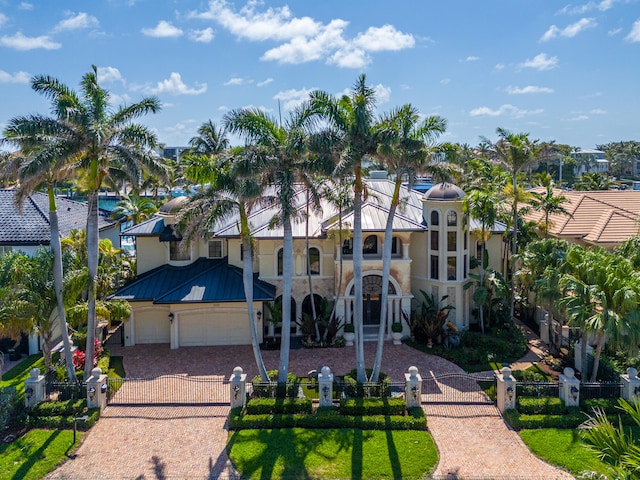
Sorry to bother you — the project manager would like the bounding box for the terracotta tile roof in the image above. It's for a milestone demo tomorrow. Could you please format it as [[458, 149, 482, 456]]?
[[0, 189, 116, 246], [526, 188, 640, 246]]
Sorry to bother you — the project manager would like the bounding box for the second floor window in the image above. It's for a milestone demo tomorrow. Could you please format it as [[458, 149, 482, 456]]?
[[363, 235, 378, 255], [170, 241, 190, 261], [308, 247, 320, 275], [277, 248, 284, 276]]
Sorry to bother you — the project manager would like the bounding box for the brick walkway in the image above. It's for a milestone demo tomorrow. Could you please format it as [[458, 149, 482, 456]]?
[[47, 341, 572, 479]]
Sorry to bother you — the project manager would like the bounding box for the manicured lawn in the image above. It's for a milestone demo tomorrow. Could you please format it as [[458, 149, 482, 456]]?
[[227, 428, 437, 479], [0, 354, 46, 399], [519, 428, 609, 477], [0, 429, 79, 480]]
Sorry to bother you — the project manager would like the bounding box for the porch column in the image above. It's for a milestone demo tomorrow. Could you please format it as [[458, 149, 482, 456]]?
[[170, 312, 179, 349], [127, 310, 135, 346]]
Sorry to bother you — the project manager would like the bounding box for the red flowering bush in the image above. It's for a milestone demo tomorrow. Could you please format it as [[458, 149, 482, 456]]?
[[71, 339, 103, 371]]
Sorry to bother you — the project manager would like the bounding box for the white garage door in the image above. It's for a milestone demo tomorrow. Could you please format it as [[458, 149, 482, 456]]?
[[135, 309, 170, 344], [179, 308, 251, 346]]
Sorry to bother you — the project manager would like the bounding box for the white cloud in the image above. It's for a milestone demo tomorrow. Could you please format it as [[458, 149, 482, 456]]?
[[465, 55, 479, 62], [506, 85, 554, 94], [257, 78, 274, 87], [590, 108, 607, 114], [224, 77, 252, 86], [189, 27, 214, 43], [440, 78, 451, 85], [218, 105, 229, 111], [520, 53, 558, 71], [608, 27, 623, 36], [540, 18, 596, 41], [54, 12, 99, 32], [142, 20, 183, 38], [494, 63, 505, 71], [0, 13, 7, 27], [626, 19, 640, 42], [0, 32, 61, 50], [192, 1, 413, 68], [557, 0, 617, 14], [352, 25, 415, 52], [0, 69, 30, 83], [97, 66, 123, 84], [274, 87, 314, 110], [568, 114, 589, 121], [146, 72, 206, 95], [19, 2, 33, 10], [374, 83, 391, 103], [469, 104, 544, 119]]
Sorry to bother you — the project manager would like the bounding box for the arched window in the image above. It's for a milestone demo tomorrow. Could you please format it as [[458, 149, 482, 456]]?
[[447, 210, 457, 227], [307, 247, 320, 275], [431, 210, 439, 226], [363, 235, 378, 255], [277, 248, 283, 276], [342, 238, 353, 255], [391, 237, 401, 256]]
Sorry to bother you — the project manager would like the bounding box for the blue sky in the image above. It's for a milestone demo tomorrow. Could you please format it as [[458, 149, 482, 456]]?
[[1, 0, 639, 150]]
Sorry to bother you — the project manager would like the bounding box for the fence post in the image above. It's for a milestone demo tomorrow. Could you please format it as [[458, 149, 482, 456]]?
[[24, 368, 46, 409], [620, 367, 640, 402], [230, 366, 246, 409], [496, 367, 516, 413], [87, 367, 108, 411], [405, 366, 422, 408], [559, 367, 580, 407], [318, 366, 333, 408]]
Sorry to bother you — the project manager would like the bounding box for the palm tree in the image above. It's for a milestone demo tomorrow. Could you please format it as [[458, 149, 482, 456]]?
[[111, 191, 158, 226], [2, 127, 78, 382], [187, 120, 229, 155], [370, 104, 447, 381], [224, 105, 322, 387], [16, 66, 165, 377], [309, 75, 380, 383], [574, 172, 618, 191], [177, 151, 270, 381], [490, 128, 539, 322], [530, 172, 571, 238]]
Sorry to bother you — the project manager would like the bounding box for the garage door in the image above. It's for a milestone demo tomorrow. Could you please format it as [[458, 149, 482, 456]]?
[[135, 309, 170, 344], [179, 309, 251, 346]]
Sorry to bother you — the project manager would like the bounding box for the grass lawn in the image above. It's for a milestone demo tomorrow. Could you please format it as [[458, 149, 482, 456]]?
[[0, 354, 47, 399], [519, 428, 610, 477], [0, 429, 79, 480], [227, 428, 437, 480]]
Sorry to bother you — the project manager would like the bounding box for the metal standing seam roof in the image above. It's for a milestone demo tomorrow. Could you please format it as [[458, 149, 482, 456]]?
[[110, 257, 276, 303], [0, 189, 116, 246]]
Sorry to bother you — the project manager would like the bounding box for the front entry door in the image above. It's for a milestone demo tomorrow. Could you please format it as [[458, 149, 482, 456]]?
[[350, 275, 397, 326]]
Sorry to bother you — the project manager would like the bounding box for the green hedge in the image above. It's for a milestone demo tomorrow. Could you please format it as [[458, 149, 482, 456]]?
[[504, 407, 586, 429], [250, 370, 300, 398], [517, 396, 566, 415], [339, 398, 406, 416], [245, 398, 312, 415], [30, 399, 87, 417], [342, 369, 392, 398], [25, 408, 100, 430]]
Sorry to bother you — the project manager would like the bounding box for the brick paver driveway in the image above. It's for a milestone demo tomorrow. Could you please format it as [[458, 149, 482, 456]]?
[[48, 342, 572, 479]]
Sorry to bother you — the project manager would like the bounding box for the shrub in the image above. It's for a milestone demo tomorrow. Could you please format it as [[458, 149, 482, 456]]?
[[245, 398, 312, 415], [517, 396, 566, 415], [512, 369, 548, 383], [0, 387, 18, 431], [504, 407, 585, 430], [72, 331, 87, 351], [31, 399, 87, 417], [250, 370, 299, 398], [25, 408, 100, 430], [341, 369, 392, 398], [339, 398, 406, 416]]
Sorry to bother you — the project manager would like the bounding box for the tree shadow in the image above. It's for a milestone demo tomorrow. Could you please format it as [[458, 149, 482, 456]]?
[[150, 455, 167, 480], [385, 417, 402, 479], [11, 429, 60, 480]]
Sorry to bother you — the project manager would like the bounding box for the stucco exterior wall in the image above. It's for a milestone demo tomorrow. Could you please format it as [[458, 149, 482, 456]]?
[[136, 237, 169, 274]]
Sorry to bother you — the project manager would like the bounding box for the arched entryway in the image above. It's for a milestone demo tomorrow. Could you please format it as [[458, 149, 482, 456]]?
[[349, 275, 397, 325]]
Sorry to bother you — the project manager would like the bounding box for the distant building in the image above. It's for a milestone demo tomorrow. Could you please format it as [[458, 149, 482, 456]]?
[[162, 146, 189, 162], [571, 149, 609, 177]]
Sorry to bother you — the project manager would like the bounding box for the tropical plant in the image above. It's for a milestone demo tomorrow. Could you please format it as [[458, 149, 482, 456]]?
[[186, 120, 229, 156], [224, 105, 324, 387], [309, 74, 381, 383], [529, 172, 572, 238], [10, 66, 166, 378], [176, 151, 269, 381], [410, 291, 454, 345], [574, 172, 618, 191], [110, 191, 157, 226]]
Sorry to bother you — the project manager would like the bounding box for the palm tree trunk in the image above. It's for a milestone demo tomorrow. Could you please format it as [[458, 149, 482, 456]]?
[[84, 189, 99, 379], [581, 330, 589, 381], [47, 187, 76, 383], [479, 242, 486, 335], [353, 168, 366, 383], [328, 205, 345, 337], [510, 172, 517, 324], [590, 331, 605, 382], [278, 217, 294, 387], [305, 193, 320, 341], [371, 181, 400, 382], [243, 234, 268, 381], [41, 328, 53, 373]]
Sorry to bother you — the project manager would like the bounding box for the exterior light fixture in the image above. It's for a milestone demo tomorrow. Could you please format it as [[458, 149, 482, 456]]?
[[168, 312, 174, 323], [89, 386, 96, 400], [256, 311, 262, 321], [570, 386, 579, 402], [507, 385, 514, 401]]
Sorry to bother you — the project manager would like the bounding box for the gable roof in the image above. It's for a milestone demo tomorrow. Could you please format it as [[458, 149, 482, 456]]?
[[0, 190, 117, 246], [526, 189, 640, 247], [110, 257, 276, 303]]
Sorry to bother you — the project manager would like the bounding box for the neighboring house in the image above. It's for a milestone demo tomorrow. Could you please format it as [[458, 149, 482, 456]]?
[[571, 149, 609, 177], [526, 188, 640, 249], [0, 189, 119, 255], [113, 177, 507, 349]]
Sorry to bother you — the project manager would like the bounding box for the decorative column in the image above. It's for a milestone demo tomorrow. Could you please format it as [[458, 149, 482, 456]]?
[[87, 367, 108, 411], [405, 366, 422, 408], [559, 367, 580, 407], [539, 313, 550, 345], [170, 312, 179, 349], [24, 368, 46, 409], [230, 366, 247, 409], [496, 367, 516, 413], [318, 366, 334, 408], [621, 367, 640, 402], [574, 342, 593, 373]]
